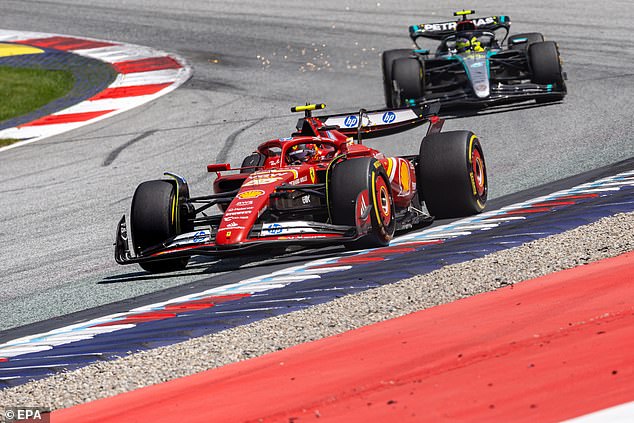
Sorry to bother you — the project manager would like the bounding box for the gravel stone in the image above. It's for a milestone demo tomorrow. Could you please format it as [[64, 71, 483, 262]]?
[[1, 211, 633, 409]]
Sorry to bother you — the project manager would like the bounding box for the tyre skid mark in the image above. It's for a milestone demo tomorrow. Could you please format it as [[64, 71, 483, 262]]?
[[102, 130, 158, 167]]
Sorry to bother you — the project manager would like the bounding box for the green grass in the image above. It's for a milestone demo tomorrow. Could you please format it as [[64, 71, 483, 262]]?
[[0, 66, 75, 123], [0, 138, 21, 147]]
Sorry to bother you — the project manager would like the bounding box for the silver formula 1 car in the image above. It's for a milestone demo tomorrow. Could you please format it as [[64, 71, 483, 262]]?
[[382, 10, 567, 109]]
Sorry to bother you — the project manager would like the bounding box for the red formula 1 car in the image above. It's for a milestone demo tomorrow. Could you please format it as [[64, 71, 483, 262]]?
[[115, 103, 487, 273]]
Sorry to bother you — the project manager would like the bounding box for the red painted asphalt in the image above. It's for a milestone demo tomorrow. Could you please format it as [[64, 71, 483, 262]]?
[[19, 110, 115, 127], [54, 252, 634, 422], [89, 83, 172, 100], [16, 36, 116, 51], [112, 56, 182, 74]]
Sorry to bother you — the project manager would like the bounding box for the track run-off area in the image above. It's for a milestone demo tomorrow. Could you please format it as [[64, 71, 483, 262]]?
[[0, 0, 633, 421]]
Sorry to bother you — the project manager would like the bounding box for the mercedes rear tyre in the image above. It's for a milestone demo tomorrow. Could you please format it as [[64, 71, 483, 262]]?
[[382, 49, 413, 108], [330, 157, 395, 248], [418, 131, 487, 218], [130, 180, 190, 273], [392, 57, 424, 107]]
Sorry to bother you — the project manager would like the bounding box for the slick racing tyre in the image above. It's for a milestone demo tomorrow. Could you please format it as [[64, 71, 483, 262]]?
[[392, 57, 424, 107], [130, 179, 190, 273], [508, 32, 544, 51], [529, 41, 564, 84], [382, 49, 413, 108], [529, 41, 565, 102], [418, 131, 487, 218], [329, 157, 395, 248]]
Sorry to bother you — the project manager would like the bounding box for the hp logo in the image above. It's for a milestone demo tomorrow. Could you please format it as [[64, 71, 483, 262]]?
[[193, 231, 207, 243], [382, 111, 396, 124], [265, 223, 283, 234], [343, 115, 358, 127]]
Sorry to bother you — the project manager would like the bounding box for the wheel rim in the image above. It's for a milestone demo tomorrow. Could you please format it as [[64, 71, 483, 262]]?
[[471, 148, 486, 197], [373, 175, 392, 226]]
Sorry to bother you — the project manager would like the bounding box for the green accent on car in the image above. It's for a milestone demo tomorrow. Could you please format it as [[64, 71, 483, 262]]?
[[453, 55, 473, 80], [453, 52, 491, 85], [486, 51, 499, 78]]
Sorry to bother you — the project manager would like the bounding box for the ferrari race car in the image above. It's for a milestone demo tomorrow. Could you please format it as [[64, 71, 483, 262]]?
[[115, 102, 487, 273], [382, 10, 567, 109]]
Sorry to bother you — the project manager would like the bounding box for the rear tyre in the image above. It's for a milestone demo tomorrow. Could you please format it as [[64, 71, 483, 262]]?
[[508, 32, 544, 51], [392, 57, 424, 107], [381, 49, 412, 108], [130, 180, 190, 273], [418, 131, 487, 218], [330, 157, 395, 248], [529, 41, 565, 103]]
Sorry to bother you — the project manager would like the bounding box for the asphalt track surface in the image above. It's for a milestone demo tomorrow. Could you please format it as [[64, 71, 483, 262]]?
[[0, 0, 632, 330]]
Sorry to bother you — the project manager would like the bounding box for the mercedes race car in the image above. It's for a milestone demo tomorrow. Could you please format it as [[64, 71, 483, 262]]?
[[382, 10, 567, 109], [115, 103, 488, 273]]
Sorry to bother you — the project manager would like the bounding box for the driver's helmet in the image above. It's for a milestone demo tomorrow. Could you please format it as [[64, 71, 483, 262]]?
[[455, 33, 484, 53], [455, 20, 484, 53], [287, 143, 320, 164], [455, 35, 472, 53]]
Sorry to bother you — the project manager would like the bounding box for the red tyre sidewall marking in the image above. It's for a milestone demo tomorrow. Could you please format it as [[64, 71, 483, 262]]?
[[472, 146, 485, 197], [373, 174, 391, 226]]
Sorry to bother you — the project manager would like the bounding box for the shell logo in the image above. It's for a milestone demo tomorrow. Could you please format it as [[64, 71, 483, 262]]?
[[399, 161, 410, 194], [237, 189, 265, 199]]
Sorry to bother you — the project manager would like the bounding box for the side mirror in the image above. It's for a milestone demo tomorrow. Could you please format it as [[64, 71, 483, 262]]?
[[207, 163, 231, 173]]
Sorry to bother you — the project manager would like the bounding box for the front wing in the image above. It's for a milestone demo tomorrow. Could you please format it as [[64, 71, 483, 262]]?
[[411, 82, 566, 109], [114, 215, 361, 265]]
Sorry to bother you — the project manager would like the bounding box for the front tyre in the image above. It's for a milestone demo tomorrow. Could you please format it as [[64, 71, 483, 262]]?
[[508, 32, 544, 51], [529, 41, 564, 85], [329, 157, 396, 248], [392, 57, 424, 107], [418, 131, 487, 218], [130, 180, 190, 273], [381, 49, 412, 108], [529, 41, 566, 103]]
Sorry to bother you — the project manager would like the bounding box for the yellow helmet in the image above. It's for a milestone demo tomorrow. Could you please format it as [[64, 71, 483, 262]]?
[[456, 37, 471, 52]]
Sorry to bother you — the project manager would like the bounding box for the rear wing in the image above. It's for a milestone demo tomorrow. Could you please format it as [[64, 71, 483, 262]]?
[[409, 15, 510, 41], [319, 101, 442, 140]]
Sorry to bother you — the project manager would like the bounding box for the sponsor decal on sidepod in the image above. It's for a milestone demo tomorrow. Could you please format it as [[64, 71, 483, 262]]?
[[264, 223, 283, 235], [237, 190, 265, 199]]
